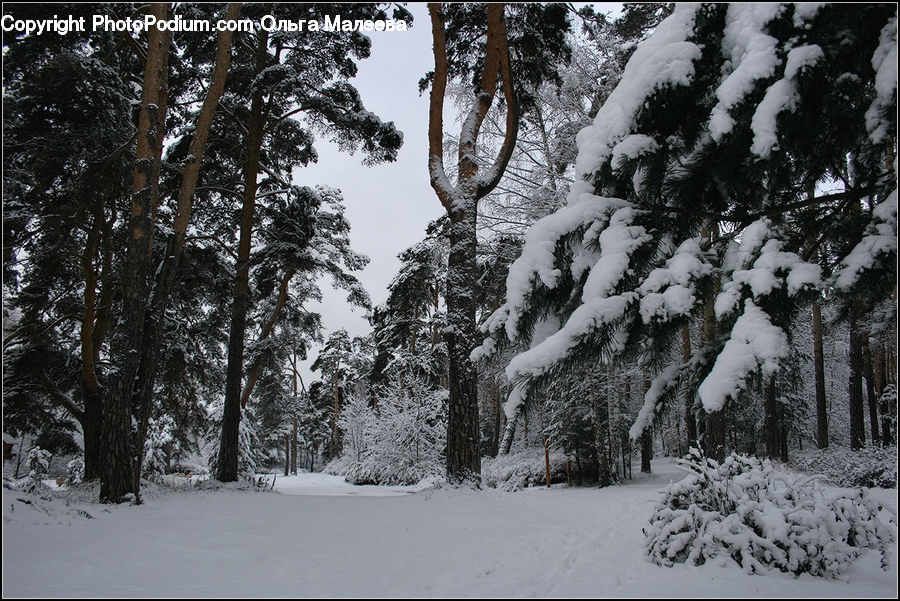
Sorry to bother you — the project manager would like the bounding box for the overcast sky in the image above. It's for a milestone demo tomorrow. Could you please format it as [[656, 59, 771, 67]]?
[[293, 3, 623, 385]]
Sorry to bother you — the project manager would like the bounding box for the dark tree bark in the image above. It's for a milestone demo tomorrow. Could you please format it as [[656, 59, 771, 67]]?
[[592, 390, 611, 487], [427, 3, 517, 483], [219, 25, 269, 482], [641, 378, 651, 473], [764, 373, 779, 459], [133, 3, 241, 491], [291, 418, 298, 475], [701, 226, 725, 462], [863, 341, 881, 446], [849, 316, 866, 450], [681, 324, 695, 454], [100, 3, 170, 503], [812, 300, 828, 448]]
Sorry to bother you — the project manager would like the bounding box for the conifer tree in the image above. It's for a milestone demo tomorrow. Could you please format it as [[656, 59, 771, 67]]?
[[475, 4, 897, 462]]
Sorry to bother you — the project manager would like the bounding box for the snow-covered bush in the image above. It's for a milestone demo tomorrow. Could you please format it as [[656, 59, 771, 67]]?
[[326, 379, 447, 485], [790, 446, 897, 489], [645, 449, 895, 577], [482, 446, 568, 491], [66, 458, 85, 485], [20, 447, 52, 493], [143, 413, 177, 478]]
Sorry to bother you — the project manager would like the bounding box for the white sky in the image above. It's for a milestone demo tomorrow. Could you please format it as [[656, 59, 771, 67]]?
[[293, 3, 624, 385]]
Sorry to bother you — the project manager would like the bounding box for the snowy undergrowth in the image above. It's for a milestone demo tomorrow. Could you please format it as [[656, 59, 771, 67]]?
[[646, 450, 896, 578], [482, 447, 569, 491], [789, 446, 898, 489]]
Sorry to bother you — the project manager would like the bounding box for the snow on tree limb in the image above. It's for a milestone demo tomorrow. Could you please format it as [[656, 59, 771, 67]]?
[[834, 189, 899, 290], [574, 5, 702, 179], [698, 299, 789, 412], [866, 16, 898, 143], [630, 363, 682, 441]]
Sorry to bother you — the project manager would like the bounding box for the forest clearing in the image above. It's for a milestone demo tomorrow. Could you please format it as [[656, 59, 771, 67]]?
[[4, 458, 896, 597]]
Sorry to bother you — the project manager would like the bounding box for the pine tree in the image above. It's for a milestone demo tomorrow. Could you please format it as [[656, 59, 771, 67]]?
[[475, 4, 896, 462]]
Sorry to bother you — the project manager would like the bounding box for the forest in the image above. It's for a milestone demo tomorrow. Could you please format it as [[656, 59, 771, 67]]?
[[2, 2, 898, 598]]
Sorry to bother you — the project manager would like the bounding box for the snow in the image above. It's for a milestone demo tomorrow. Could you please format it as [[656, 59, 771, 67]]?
[[610, 134, 660, 171], [4, 458, 896, 597], [709, 4, 784, 141], [574, 5, 702, 179], [717, 219, 822, 317], [750, 45, 824, 158], [698, 299, 789, 412], [638, 237, 713, 323], [630, 363, 682, 440], [834, 190, 898, 290], [475, 187, 627, 347], [866, 16, 898, 143]]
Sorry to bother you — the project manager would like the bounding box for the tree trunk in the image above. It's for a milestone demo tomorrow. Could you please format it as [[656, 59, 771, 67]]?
[[764, 373, 779, 459], [812, 300, 828, 448], [132, 4, 242, 481], [291, 418, 298, 475], [284, 435, 290, 476], [593, 392, 611, 487], [499, 407, 518, 455], [445, 201, 481, 483], [490, 377, 501, 457], [100, 3, 170, 503], [640, 378, 651, 473], [332, 360, 340, 456], [849, 316, 866, 450], [681, 324, 695, 454], [864, 341, 881, 446], [427, 3, 516, 483], [219, 26, 269, 482], [241, 268, 297, 407]]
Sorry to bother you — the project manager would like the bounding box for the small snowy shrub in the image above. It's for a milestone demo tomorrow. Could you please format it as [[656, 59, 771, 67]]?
[[66, 458, 85, 485], [326, 379, 447, 485], [22, 447, 52, 493], [790, 446, 897, 489], [143, 413, 177, 479], [645, 449, 895, 577], [482, 447, 568, 491]]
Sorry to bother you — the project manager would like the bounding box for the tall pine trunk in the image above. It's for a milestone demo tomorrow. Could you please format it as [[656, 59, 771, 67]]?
[[812, 300, 828, 448], [848, 315, 866, 450], [640, 377, 652, 473], [592, 386, 611, 487], [864, 341, 881, 446], [219, 26, 269, 482], [100, 4, 170, 503], [427, 3, 517, 483], [681, 324, 695, 454], [445, 200, 481, 482], [764, 373, 780, 458], [133, 3, 240, 486]]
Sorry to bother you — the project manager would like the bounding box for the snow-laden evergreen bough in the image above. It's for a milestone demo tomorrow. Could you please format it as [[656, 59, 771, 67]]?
[[473, 3, 898, 440], [645, 449, 896, 577]]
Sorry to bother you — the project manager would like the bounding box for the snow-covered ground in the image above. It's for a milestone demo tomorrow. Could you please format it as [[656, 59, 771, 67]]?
[[3, 458, 896, 597]]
